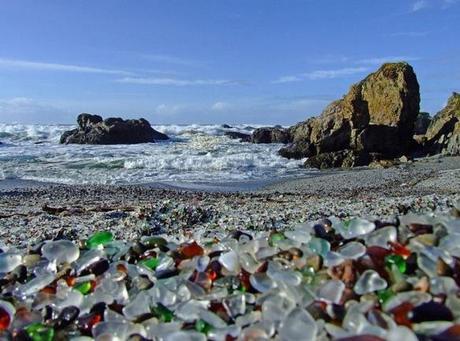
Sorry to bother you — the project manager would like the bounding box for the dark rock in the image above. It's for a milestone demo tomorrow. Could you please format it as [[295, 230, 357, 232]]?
[[60, 114, 169, 145], [356, 125, 410, 157], [77, 113, 103, 130], [414, 112, 431, 135], [224, 131, 251, 142], [221, 124, 233, 129], [279, 62, 421, 168], [279, 141, 315, 159], [251, 127, 291, 144], [304, 150, 374, 169], [424, 92, 460, 155]]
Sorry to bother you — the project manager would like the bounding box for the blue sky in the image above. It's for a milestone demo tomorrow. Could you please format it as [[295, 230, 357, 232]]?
[[0, 0, 459, 125]]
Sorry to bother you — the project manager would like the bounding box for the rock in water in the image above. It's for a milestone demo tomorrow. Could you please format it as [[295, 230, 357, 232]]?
[[60, 113, 169, 144], [424, 92, 460, 155], [224, 131, 251, 142], [279, 62, 420, 168], [251, 127, 291, 144]]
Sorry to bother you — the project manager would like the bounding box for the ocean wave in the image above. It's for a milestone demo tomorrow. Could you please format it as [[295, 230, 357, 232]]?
[[0, 123, 307, 185]]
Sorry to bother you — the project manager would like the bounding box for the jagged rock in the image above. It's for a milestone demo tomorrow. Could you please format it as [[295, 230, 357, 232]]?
[[279, 141, 315, 159], [414, 112, 431, 135], [425, 92, 460, 155], [251, 127, 291, 144], [224, 131, 251, 142], [60, 114, 168, 145], [304, 150, 374, 169], [280, 63, 420, 168]]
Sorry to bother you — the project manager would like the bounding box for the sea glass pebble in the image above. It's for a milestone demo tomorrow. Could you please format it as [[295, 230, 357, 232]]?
[[42, 240, 79, 265], [354, 270, 387, 295]]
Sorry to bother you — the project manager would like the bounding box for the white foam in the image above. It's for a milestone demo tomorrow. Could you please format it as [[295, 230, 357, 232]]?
[[0, 123, 307, 185]]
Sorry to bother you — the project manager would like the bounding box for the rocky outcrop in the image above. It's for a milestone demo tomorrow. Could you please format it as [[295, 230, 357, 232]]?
[[414, 112, 431, 135], [224, 131, 252, 142], [60, 114, 169, 145], [424, 92, 460, 155], [251, 127, 291, 144], [279, 62, 420, 168]]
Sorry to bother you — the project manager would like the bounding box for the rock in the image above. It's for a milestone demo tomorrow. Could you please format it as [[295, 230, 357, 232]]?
[[281, 62, 420, 168], [224, 131, 251, 142], [251, 127, 291, 144], [424, 92, 460, 155], [221, 124, 233, 129], [279, 141, 315, 159], [414, 112, 431, 135], [304, 150, 374, 169], [60, 114, 169, 145]]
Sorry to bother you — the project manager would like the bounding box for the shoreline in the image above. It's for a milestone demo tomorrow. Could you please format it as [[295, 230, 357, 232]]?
[[0, 155, 458, 247]]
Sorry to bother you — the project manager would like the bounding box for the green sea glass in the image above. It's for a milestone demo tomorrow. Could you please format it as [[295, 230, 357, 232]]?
[[26, 323, 54, 341], [86, 231, 113, 248]]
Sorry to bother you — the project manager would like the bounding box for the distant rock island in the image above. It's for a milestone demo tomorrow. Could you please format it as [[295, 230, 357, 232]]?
[[60, 114, 169, 145], [247, 62, 459, 169]]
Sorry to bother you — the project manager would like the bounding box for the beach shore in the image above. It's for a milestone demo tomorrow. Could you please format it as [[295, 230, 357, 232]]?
[[0, 156, 458, 248]]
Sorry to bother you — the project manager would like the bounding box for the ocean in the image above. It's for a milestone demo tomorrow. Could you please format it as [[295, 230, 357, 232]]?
[[0, 123, 311, 188]]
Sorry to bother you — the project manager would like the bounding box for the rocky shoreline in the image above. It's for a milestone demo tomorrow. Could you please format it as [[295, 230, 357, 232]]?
[[0, 156, 458, 248]]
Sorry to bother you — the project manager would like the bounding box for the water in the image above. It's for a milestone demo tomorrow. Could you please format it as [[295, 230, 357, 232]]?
[[0, 123, 310, 186]]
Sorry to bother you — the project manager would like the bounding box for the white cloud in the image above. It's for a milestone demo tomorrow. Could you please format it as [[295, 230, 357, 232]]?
[[411, 0, 459, 11], [140, 54, 203, 67], [0, 58, 133, 76], [0, 97, 72, 124], [116, 77, 238, 86], [211, 102, 228, 111], [273, 67, 368, 83], [412, 0, 429, 11]]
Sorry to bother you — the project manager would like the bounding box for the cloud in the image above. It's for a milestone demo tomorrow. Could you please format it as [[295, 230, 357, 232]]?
[[0, 97, 72, 124], [356, 56, 421, 65], [273, 67, 368, 84], [412, 0, 429, 11], [116, 77, 239, 86], [0, 58, 133, 76], [139, 54, 203, 67], [411, 0, 459, 12], [211, 102, 228, 111]]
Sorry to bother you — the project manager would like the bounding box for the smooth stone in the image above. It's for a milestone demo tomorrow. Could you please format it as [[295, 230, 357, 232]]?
[[323, 251, 345, 267], [284, 228, 311, 244], [249, 273, 276, 293], [0, 253, 22, 273], [218, 250, 240, 273], [354, 270, 387, 295], [364, 226, 397, 249], [42, 240, 79, 265], [317, 280, 345, 304], [338, 242, 366, 259], [279, 307, 317, 341], [339, 218, 376, 239]]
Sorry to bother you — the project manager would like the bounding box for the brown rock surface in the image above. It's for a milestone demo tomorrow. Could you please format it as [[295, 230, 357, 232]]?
[[280, 62, 420, 168]]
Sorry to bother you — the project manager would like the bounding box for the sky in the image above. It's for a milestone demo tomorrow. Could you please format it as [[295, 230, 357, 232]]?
[[0, 0, 459, 125]]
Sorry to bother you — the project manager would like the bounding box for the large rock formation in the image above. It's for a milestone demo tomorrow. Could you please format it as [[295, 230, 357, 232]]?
[[424, 92, 460, 155], [60, 113, 169, 145], [278, 62, 420, 168]]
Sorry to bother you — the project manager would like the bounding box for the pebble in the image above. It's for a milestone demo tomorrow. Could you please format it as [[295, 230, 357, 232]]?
[[0, 209, 457, 340]]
